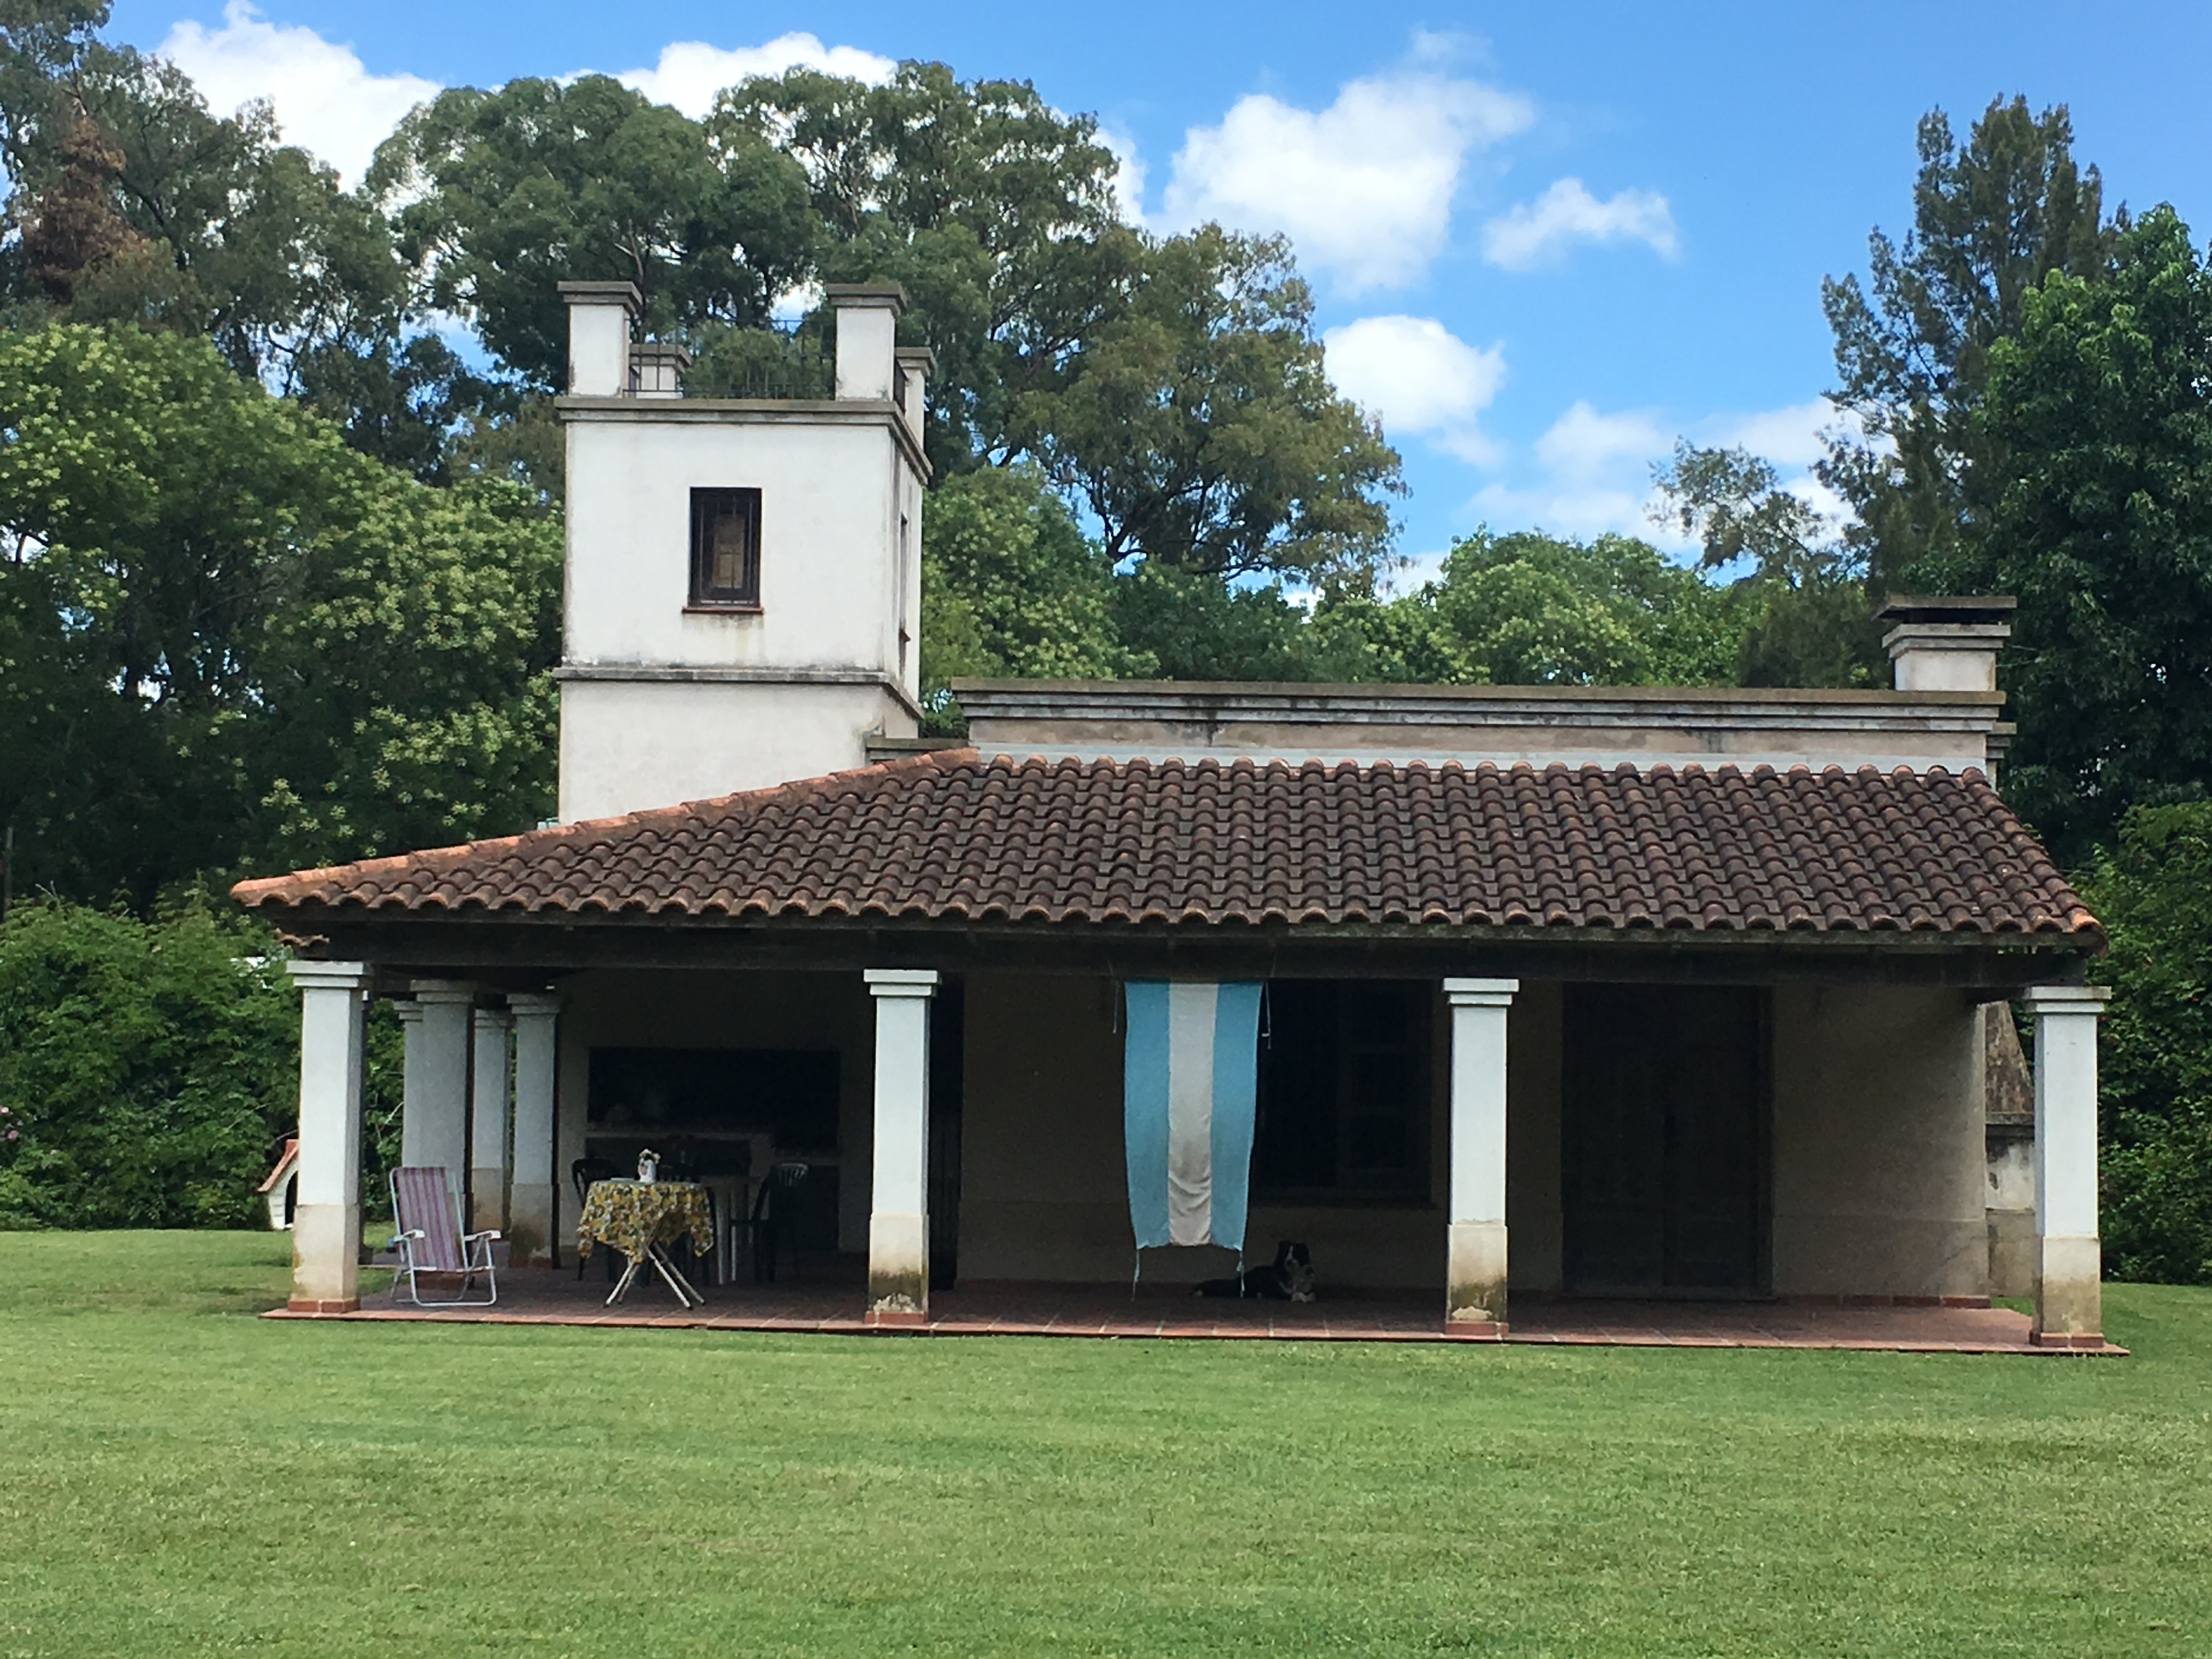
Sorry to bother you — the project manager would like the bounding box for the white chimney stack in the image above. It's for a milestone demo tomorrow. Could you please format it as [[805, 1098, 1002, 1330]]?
[[1877, 595, 2016, 693], [557, 280, 641, 397], [828, 283, 905, 402]]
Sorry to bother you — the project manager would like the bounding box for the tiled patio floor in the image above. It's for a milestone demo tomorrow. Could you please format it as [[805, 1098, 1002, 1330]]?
[[268, 1266, 2125, 1354]]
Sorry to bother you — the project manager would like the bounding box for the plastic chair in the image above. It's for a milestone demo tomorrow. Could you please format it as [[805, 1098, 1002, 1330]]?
[[741, 1162, 810, 1283], [571, 1157, 620, 1280], [388, 1167, 498, 1307]]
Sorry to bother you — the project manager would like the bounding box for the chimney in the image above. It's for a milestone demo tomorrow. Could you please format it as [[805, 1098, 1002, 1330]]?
[[630, 341, 690, 399], [557, 280, 642, 396], [1875, 595, 2017, 692], [827, 283, 905, 402], [893, 344, 934, 429]]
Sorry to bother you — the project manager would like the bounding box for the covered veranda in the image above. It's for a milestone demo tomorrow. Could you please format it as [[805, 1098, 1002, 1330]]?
[[238, 752, 2115, 1350]]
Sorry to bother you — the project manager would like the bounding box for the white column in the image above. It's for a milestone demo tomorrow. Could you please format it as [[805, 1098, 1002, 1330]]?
[[469, 1007, 514, 1235], [286, 961, 371, 1313], [1444, 978, 1519, 1336], [507, 993, 562, 1266], [394, 1000, 428, 1166], [2023, 984, 2112, 1347], [407, 980, 474, 1178], [865, 968, 938, 1324]]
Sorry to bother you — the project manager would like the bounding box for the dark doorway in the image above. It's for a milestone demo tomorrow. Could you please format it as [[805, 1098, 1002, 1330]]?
[[928, 979, 965, 1290], [1562, 985, 1767, 1295]]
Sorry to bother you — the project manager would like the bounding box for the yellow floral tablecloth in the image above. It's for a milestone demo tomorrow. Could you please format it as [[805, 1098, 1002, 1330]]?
[[577, 1180, 715, 1266]]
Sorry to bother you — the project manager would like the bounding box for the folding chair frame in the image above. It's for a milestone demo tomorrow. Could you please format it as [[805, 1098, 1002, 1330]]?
[[388, 1167, 501, 1308]]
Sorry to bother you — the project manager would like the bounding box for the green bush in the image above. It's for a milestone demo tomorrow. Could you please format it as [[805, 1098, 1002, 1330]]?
[[2081, 803, 2212, 1283], [0, 896, 298, 1228]]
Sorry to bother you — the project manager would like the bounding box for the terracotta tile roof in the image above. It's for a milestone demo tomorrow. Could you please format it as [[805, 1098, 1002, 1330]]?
[[231, 753, 2098, 939]]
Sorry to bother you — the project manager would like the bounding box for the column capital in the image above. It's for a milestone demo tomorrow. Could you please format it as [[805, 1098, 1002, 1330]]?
[[556, 278, 642, 315], [471, 1006, 515, 1031], [408, 978, 478, 1006], [391, 999, 426, 1024], [506, 991, 563, 1018], [287, 960, 372, 992], [1444, 977, 1519, 1008], [865, 968, 940, 999], [2022, 984, 2112, 1014]]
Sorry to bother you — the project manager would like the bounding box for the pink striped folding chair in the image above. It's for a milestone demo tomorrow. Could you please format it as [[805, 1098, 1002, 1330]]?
[[388, 1167, 499, 1307]]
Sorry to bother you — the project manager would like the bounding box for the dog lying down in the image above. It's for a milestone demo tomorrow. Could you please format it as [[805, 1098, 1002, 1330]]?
[[1195, 1242, 1316, 1302]]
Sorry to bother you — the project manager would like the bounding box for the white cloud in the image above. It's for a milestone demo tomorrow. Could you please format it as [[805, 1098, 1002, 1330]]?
[[1455, 396, 1865, 552], [1533, 400, 1672, 481], [1466, 481, 1672, 545], [617, 33, 896, 119], [1096, 125, 1149, 226], [1459, 400, 1686, 547], [1164, 70, 1533, 292], [1706, 397, 1850, 469], [1323, 314, 1506, 466], [158, 2, 438, 187], [1481, 177, 1679, 272]]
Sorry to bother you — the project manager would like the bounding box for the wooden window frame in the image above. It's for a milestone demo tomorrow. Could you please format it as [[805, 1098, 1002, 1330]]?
[[687, 487, 763, 612]]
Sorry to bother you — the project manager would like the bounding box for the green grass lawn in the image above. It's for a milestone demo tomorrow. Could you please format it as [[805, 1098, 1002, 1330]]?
[[2, 1234, 2208, 1658]]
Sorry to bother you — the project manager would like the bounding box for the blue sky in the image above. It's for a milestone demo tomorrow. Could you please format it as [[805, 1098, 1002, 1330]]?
[[111, 0, 2212, 578]]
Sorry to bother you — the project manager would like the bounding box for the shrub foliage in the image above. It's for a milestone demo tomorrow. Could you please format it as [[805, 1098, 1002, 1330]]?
[[0, 897, 297, 1227], [2083, 803, 2212, 1283]]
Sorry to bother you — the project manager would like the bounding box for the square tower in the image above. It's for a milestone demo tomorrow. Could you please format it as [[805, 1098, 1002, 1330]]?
[[554, 280, 932, 821]]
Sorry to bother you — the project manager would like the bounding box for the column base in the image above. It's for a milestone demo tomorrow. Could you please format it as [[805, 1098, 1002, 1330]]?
[[865, 1307, 928, 1329], [468, 1168, 507, 1237], [290, 1201, 360, 1311], [1446, 1218, 1509, 1331], [1444, 1320, 1508, 1340], [285, 1297, 362, 1314], [2032, 1233, 2103, 1346], [867, 1210, 928, 1324], [507, 1181, 555, 1266]]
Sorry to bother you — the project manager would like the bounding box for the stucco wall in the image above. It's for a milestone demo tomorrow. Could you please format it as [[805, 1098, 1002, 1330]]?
[[1770, 984, 1987, 1297], [558, 678, 913, 821], [551, 968, 876, 1256], [957, 972, 1564, 1291], [565, 415, 912, 680], [556, 403, 927, 819]]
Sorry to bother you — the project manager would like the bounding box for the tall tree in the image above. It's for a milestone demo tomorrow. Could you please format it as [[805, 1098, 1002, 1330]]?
[[919, 464, 1142, 695], [1014, 225, 1402, 589], [709, 62, 1137, 475], [2080, 802, 2212, 1284], [1820, 97, 2118, 590], [0, 323, 559, 904], [1652, 443, 1881, 687], [1933, 207, 2212, 859], [1, 5, 405, 384], [371, 74, 817, 390], [1322, 530, 1751, 689], [380, 63, 1400, 593]]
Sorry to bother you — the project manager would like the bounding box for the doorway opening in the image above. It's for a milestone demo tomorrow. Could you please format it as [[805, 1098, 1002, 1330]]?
[[1562, 984, 1769, 1295]]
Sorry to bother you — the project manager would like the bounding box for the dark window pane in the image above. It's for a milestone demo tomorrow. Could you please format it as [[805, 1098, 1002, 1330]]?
[[690, 487, 760, 606], [1254, 980, 1429, 1202]]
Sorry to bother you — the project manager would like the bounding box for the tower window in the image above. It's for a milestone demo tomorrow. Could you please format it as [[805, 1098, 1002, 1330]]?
[[689, 488, 762, 609]]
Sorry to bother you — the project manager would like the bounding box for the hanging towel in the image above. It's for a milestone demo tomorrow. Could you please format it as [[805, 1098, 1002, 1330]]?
[[1124, 981, 1263, 1252]]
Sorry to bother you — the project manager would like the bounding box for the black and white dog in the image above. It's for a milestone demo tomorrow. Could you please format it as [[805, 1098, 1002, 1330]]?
[[1195, 1241, 1316, 1302]]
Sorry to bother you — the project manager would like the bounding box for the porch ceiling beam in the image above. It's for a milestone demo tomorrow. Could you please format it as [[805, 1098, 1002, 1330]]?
[[297, 918, 2095, 990]]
